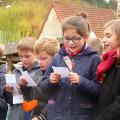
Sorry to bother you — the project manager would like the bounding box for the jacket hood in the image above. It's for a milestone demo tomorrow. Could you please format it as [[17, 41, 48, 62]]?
[[0, 64, 6, 74], [13, 61, 40, 72]]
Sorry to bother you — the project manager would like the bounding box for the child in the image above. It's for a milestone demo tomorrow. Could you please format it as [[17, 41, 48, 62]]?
[[0, 43, 8, 120], [0, 43, 6, 90], [87, 38, 104, 55], [95, 19, 120, 120], [4, 37, 42, 120], [40, 15, 101, 120], [0, 86, 7, 120], [19, 36, 60, 120]]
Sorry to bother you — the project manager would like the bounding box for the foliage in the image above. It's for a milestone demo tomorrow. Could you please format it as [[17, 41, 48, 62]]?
[[59, 0, 80, 6], [0, 0, 51, 44], [84, 0, 117, 9]]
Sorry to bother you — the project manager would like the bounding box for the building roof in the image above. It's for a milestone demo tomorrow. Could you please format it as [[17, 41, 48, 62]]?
[[4, 41, 18, 55], [52, 0, 116, 38]]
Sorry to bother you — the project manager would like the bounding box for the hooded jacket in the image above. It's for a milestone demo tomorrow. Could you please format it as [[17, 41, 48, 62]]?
[[40, 46, 100, 120]]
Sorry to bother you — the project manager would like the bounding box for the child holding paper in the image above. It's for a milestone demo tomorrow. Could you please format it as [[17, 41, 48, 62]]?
[[4, 37, 42, 120], [19, 36, 60, 120], [40, 15, 101, 120]]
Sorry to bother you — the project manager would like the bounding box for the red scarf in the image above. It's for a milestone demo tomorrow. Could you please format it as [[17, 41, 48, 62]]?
[[64, 45, 81, 57], [96, 49, 117, 82]]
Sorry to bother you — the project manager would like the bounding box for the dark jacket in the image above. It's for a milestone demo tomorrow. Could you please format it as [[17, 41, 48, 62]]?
[[5, 61, 46, 120], [0, 63, 6, 89], [40, 46, 100, 120], [0, 86, 8, 120], [22, 72, 48, 120], [0, 63, 8, 120], [95, 63, 120, 120], [30, 72, 48, 120], [20, 62, 47, 120]]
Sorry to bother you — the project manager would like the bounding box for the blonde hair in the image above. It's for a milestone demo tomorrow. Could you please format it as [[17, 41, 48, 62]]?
[[87, 38, 104, 55], [0, 43, 5, 58], [34, 36, 60, 56], [17, 37, 36, 52], [104, 19, 120, 46]]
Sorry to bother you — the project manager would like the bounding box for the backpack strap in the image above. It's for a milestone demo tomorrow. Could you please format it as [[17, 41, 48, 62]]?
[[63, 56, 74, 72]]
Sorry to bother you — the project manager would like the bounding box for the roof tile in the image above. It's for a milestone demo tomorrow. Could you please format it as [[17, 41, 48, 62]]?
[[52, 0, 116, 38]]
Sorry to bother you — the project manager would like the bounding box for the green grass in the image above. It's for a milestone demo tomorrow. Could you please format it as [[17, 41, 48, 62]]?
[[0, 1, 50, 44]]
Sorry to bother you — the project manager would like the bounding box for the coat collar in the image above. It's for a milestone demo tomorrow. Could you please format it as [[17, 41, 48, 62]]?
[[14, 61, 40, 72], [59, 43, 98, 57]]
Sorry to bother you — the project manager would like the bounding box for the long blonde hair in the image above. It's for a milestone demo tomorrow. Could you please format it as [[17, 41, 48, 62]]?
[[104, 19, 120, 58]]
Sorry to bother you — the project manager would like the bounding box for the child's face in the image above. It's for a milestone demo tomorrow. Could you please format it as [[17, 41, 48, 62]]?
[[18, 50, 36, 69], [103, 27, 119, 51], [37, 51, 52, 70], [63, 28, 85, 52]]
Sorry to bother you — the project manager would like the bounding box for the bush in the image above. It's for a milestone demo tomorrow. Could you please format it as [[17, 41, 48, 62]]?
[[0, 1, 49, 44]]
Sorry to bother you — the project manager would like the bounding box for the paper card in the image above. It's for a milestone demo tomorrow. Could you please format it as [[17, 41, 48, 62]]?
[[13, 94, 24, 104], [12, 84, 24, 104], [5, 74, 23, 104], [22, 71, 37, 86], [5, 74, 16, 84], [52, 66, 70, 78]]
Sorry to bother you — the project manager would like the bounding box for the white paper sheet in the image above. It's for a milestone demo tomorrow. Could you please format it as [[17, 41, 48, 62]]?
[[13, 95, 24, 104], [5, 74, 16, 84], [22, 71, 37, 86], [5, 74, 24, 104], [12, 84, 24, 104], [52, 66, 70, 78]]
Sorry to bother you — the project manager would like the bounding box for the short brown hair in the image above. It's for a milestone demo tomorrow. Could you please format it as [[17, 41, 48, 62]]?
[[62, 14, 90, 37], [0, 44, 5, 58], [34, 36, 60, 56], [17, 37, 36, 52]]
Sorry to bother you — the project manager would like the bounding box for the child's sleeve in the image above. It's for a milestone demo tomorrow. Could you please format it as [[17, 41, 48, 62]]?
[[0, 86, 8, 113], [76, 55, 101, 99], [3, 89, 13, 104], [95, 95, 120, 120], [39, 56, 61, 94], [0, 73, 13, 104]]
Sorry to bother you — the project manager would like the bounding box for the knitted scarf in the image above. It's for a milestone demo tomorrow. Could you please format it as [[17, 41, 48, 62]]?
[[64, 43, 87, 57], [96, 49, 117, 82], [64, 46, 81, 57]]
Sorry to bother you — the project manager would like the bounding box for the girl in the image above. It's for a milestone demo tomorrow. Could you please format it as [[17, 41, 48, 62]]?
[[95, 19, 120, 120], [40, 15, 100, 120]]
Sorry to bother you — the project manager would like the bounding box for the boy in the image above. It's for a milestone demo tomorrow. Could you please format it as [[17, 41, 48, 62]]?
[[19, 36, 60, 120], [4, 37, 42, 120]]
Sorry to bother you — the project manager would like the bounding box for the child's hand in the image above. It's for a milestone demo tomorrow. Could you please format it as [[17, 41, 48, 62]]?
[[17, 85, 22, 95], [5, 84, 13, 93], [19, 76, 28, 86], [69, 72, 80, 84], [50, 73, 61, 84], [117, 47, 120, 58], [31, 117, 39, 120]]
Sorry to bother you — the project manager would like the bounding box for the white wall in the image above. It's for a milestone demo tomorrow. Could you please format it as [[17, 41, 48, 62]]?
[[117, 0, 120, 15], [40, 8, 62, 38]]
